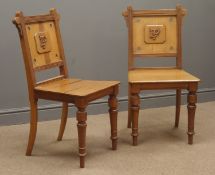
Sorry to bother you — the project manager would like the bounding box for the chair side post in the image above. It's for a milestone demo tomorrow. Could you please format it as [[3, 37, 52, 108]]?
[[127, 6, 134, 70], [13, 11, 37, 101], [49, 9, 69, 77], [176, 5, 184, 69]]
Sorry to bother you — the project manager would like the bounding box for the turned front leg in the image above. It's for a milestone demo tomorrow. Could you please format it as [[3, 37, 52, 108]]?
[[131, 93, 140, 146], [76, 106, 87, 168], [108, 94, 118, 150], [187, 89, 197, 144]]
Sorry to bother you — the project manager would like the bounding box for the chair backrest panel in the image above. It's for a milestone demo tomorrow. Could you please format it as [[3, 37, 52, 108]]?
[[133, 16, 177, 56], [123, 5, 186, 69], [13, 9, 68, 88], [25, 21, 62, 70]]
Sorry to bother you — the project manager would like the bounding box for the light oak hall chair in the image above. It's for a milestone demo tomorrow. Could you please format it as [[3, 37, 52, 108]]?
[[122, 5, 200, 146], [13, 9, 119, 168]]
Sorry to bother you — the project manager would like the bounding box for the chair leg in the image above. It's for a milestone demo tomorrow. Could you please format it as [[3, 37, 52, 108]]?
[[108, 94, 118, 150], [26, 99, 38, 156], [175, 89, 181, 128], [57, 102, 69, 141], [127, 86, 132, 128], [76, 106, 87, 168], [187, 87, 197, 144], [131, 93, 140, 146]]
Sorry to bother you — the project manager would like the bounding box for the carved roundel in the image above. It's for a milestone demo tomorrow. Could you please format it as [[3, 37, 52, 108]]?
[[144, 25, 166, 44], [34, 31, 52, 54]]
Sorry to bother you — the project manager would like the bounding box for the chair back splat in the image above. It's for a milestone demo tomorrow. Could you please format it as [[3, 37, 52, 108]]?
[[13, 9, 68, 89], [122, 5, 186, 70]]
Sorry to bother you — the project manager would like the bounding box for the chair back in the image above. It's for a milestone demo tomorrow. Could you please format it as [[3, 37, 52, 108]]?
[[13, 9, 68, 89], [123, 5, 186, 69]]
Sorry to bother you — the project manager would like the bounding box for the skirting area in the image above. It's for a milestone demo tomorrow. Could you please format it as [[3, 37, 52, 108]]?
[[0, 102, 214, 175]]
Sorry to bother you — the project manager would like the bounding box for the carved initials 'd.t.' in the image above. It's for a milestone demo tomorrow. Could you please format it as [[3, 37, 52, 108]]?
[[149, 28, 161, 40], [34, 31, 51, 54], [144, 25, 166, 44], [38, 34, 47, 49]]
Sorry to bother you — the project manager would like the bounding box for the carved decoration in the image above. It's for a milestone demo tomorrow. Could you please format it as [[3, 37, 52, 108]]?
[[149, 28, 161, 40], [144, 25, 166, 44], [39, 34, 47, 49], [34, 32, 51, 54], [132, 15, 177, 55]]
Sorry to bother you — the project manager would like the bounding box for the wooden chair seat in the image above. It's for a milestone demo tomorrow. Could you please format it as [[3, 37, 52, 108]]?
[[129, 68, 200, 83], [36, 78, 119, 97]]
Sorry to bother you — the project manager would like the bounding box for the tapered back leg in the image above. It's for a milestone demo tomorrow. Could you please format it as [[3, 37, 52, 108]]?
[[26, 99, 38, 156], [127, 84, 132, 128], [57, 102, 69, 141], [175, 89, 181, 127]]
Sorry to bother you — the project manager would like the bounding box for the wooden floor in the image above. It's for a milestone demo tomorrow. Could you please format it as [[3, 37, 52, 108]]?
[[0, 101, 214, 175]]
